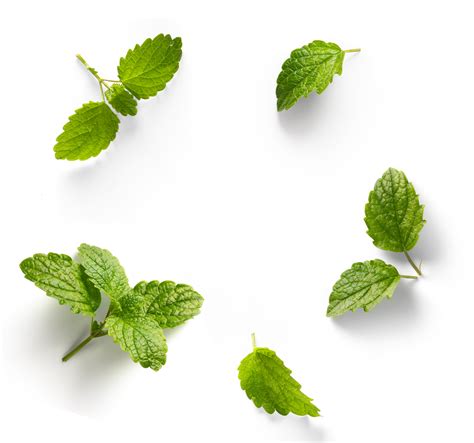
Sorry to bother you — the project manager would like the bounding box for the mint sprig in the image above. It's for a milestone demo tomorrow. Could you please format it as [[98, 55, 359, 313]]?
[[54, 34, 182, 161], [20, 244, 203, 370]]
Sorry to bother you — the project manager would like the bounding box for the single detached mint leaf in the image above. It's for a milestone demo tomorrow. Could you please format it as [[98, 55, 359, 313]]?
[[118, 34, 182, 99], [238, 340, 320, 417], [277, 40, 357, 111], [106, 312, 167, 371], [105, 84, 138, 116], [132, 280, 203, 328], [326, 259, 402, 317], [365, 168, 426, 253], [54, 102, 119, 160], [20, 253, 101, 316], [78, 244, 130, 300]]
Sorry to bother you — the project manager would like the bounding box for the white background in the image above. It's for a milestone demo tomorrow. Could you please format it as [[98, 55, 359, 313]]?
[[1, 0, 473, 441]]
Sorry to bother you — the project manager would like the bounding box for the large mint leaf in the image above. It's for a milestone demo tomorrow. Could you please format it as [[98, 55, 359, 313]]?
[[54, 102, 119, 160], [78, 244, 130, 301], [327, 259, 401, 317], [238, 344, 320, 417], [118, 34, 182, 99], [276, 40, 345, 111], [20, 253, 101, 316], [365, 168, 425, 252]]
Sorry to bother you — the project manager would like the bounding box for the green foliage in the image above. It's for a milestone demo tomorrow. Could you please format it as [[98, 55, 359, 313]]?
[[54, 34, 182, 161], [238, 335, 320, 417], [118, 34, 182, 99], [105, 84, 138, 116], [20, 244, 203, 370], [276, 40, 359, 111], [365, 168, 426, 253], [54, 102, 119, 160], [326, 259, 401, 317]]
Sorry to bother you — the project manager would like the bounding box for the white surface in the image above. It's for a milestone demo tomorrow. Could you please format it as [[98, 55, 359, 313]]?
[[1, 0, 473, 441]]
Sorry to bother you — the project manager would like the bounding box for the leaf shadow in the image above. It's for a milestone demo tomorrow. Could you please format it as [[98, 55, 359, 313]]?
[[330, 279, 421, 338], [260, 411, 327, 441]]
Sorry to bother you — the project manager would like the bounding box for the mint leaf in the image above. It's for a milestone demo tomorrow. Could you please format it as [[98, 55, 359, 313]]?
[[276, 40, 360, 111], [326, 259, 409, 317], [106, 312, 167, 371], [365, 168, 425, 253], [132, 280, 203, 328], [238, 335, 320, 417], [118, 34, 182, 99], [20, 253, 100, 316], [105, 84, 138, 116], [78, 244, 130, 301], [54, 102, 119, 160]]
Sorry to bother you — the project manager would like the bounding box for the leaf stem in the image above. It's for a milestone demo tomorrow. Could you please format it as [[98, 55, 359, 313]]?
[[251, 332, 256, 350], [76, 54, 113, 99], [400, 274, 418, 279], [344, 48, 361, 53], [403, 251, 422, 276], [62, 328, 105, 362]]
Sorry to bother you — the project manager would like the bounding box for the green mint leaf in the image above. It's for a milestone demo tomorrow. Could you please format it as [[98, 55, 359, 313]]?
[[326, 259, 403, 317], [238, 339, 320, 417], [78, 244, 130, 301], [277, 40, 348, 111], [118, 34, 182, 99], [54, 102, 119, 160], [365, 168, 426, 253], [105, 84, 138, 116], [20, 253, 101, 316], [132, 280, 204, 328], [106, 312, 167, 371]]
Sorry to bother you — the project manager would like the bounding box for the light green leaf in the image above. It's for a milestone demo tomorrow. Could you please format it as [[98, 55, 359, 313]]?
[[365, 168, 426, 253], [238, 343, 320, 417], [54, 102, 120, 160], [118, 34, 182, 99], [20, 253, 101, 316], [327, 259, 402, 317], [276, 40, 346, 111], [106, 312, 167, 371], [105, 84, 138, 116], [78, 244, 130, 300], [132, 280, 203, 328]]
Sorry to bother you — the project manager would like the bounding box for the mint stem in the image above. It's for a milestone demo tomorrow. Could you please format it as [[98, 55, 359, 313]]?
[[76, 54, 102, 82], [62, 329, 104, 362], [251, 332, 256, 350], [403, 251, 422, 276], [400, 274, 418, 279], [344, 48, 361, 53]]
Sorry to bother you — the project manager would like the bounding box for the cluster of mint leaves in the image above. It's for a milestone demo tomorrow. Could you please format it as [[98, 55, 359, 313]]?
[[54, 34, 182, 161], [276, 40, 360, 111], [238, 334, 320, 417], [326, 168, 426, 317], [20, 244, 203, 370]]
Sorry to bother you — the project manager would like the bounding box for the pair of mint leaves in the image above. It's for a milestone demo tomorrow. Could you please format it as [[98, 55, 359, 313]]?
[[20, 244, 203, 370], [54, 34, 182, 160]]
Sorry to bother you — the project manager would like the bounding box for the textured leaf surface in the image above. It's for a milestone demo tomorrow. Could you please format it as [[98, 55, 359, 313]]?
[[238, 346, 320, 416], [327, 259, 401, 317], [105, 84, 138, 116], [20, 253, 101, 316], [78, 244, 129, 300], [118, 34, 182, 99], [54, 102, 119, 160], [365, 168, 425, 252], [106, 312, 167, 371], [132, 280, 203, 328], [276, 40, 345, 111]]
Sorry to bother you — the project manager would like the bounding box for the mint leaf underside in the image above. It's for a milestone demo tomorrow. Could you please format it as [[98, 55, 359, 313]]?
[[365, 168, 426, 253], [276, 40, 347, 111], [118, 34, 182, 99], [327, 259, 402, 317], [20, 253, 101, 316], [238, 342, 320, 417], [54, 102, 119, 160]]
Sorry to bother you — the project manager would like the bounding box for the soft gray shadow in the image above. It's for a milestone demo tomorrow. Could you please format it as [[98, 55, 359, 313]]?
[[331, 279, 421, 336], [261, 411, 327, 441]]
